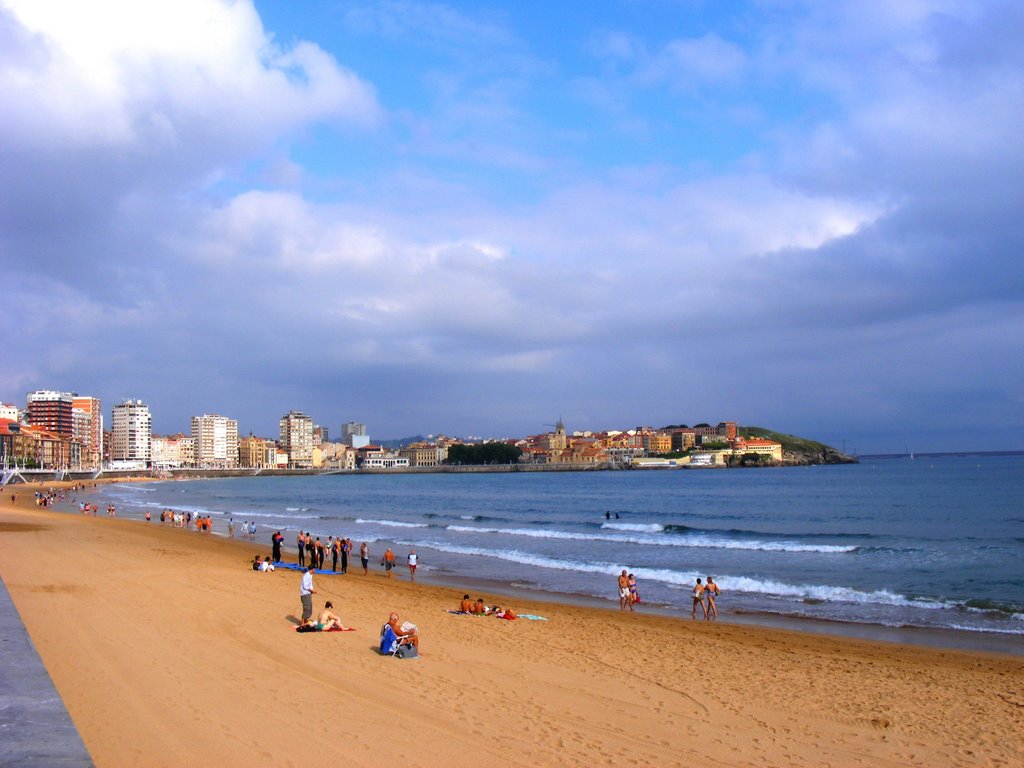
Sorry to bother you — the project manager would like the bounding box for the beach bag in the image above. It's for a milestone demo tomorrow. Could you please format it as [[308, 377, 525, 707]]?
[[396, 643, 418, 659]]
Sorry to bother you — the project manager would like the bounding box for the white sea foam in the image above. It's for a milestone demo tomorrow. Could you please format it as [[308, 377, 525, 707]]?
[[355, 518, 428, 528], [600, 522, 664, 532], [445, 524, 857, 554]]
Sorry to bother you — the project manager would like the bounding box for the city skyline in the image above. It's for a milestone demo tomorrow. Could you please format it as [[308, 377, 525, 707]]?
[[2, 1, 1022, 454]]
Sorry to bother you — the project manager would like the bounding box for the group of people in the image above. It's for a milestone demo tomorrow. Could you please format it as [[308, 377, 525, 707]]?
[[456, 594, 517, 619], [690, 577, 721, 620], [159, 508, 215, 531], [617, 570, 641, 611], [295, 532, 360, 574], [380, 547, 420, 580], [226, 518, 257, 539], [297, 564, 419, 650]]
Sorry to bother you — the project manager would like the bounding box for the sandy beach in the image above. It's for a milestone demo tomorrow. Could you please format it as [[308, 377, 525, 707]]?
[[0, 482, 1021, 767]]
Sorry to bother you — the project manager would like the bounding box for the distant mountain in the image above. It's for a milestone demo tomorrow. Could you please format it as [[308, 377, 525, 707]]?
[[376, 435, 427, 449]]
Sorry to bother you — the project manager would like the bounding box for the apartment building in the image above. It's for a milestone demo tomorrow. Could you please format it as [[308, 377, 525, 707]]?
[[110, 399, 152, 468], [72, 396, 103, 468], [151, 434, 195, 469], [341, 421, 370, 449], [26, 390, 75, 437], [191, 414, 239, 468], [239, 434, 275, 469], [280, 411, 314, 468]]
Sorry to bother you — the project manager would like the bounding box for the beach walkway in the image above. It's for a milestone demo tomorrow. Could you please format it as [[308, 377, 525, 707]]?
[[0, 576, 93, 767]]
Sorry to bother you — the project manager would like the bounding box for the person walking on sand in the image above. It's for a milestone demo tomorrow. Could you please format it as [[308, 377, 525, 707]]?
[[383, 547, 395, 577], [618, 569, 632, 611], [704, 576, 720, 620], [300, 564, 316, 624], [628, 573, 640, 606], [407, 550, 418, 581], [691, 578, 707, 619], [360, 542, 369, 575]]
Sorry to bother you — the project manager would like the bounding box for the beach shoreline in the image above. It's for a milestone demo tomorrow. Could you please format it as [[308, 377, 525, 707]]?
[[18, 476, 1024, 656], [1, 484, 1022, 767]]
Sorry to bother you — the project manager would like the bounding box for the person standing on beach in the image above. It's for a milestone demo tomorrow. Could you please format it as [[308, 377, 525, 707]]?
[[330, 537, 339, 572], [383, 547, 395, 577], [360, 542, 369, 575], [272, 531, 283, 563], [296, 532, 305, 567], [407, 550, 418, 581], [618, 570, 632, 611], [300, 564, 316, 624], [341, 538, 351, 575], [691, 578, 707, 619], [704, 577, 719, 621]]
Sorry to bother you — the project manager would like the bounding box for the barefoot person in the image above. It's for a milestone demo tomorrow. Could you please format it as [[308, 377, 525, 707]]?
[[704, 576, 720, 620], [360, 542, 369, 575], [407, 550, 418, 582], [300, 564, 316, 624], [383, 547, 396, 577], [691, 577, 707, 619], [318, 601, 350, 631], [618, 569, 633, 611]]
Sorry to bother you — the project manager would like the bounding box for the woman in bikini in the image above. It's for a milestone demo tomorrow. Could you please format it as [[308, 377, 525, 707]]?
[[704, 576, 719, 620]]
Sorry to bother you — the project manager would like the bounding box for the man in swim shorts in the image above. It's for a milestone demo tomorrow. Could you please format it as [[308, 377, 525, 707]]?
[[618, 569, 633, 611], [318, 601, 349, 631]]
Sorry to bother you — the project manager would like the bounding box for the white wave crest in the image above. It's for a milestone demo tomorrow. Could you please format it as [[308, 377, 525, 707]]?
[[445, 524, 856, 554], [355, 518, 428, 528]]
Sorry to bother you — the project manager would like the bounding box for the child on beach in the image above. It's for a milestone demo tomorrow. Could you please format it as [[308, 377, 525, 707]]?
[[628, 573, 640, 605]]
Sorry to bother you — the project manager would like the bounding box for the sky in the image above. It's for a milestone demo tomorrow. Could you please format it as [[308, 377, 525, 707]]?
[[2, 0, 1022, 453]]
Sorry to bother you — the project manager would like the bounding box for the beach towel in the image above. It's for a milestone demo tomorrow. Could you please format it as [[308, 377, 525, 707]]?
[[293, 623, 356, 632], [515, 614, 549, 621]]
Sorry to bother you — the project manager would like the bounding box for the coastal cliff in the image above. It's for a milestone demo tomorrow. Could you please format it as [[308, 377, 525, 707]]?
[[738, 426, 858, 465]]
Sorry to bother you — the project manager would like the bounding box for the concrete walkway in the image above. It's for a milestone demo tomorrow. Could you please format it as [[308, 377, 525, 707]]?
[[0, 576, 93, 767]]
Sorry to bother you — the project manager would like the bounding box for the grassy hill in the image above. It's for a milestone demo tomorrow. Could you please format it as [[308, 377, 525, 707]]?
[[739, 426, 857, 464]]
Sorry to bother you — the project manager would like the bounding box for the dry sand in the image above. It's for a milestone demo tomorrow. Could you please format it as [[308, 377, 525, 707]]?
[[1, 482, 1022, 767]]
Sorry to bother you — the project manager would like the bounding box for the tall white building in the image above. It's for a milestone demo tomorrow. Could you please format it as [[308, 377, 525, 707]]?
[[191, 414, 239, 468], [280, 411, 314, 468], [342, 421, 370, 449], [110, 399, 152, 468]]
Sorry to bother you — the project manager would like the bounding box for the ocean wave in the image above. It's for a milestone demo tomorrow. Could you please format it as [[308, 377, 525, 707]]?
[[445, 524, 858, 554], [355, 518, 429, 528], [601, 522, 664, 532], [285, 506, 315, 512]]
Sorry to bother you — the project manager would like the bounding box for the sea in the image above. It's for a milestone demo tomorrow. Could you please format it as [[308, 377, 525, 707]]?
[[93, 453, 1024, 652]]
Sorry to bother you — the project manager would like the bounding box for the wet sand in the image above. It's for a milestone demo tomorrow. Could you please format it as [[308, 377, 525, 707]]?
[[0, 483, 1021, 767]]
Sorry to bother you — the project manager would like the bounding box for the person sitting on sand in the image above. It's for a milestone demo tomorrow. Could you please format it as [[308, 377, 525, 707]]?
[[387, 611, 419, 650], [459, 594, 473, 613], [471, 598, 486, 615], [319, 602, 350, 631], [252, 555, 262, 571], [259, 556, 275, 572]]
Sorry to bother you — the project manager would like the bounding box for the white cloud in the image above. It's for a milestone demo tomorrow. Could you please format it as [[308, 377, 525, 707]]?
[[0, 0, 380, 152]]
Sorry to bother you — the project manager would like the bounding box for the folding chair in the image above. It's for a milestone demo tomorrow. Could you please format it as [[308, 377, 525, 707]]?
[[379, 624, 416, 658]]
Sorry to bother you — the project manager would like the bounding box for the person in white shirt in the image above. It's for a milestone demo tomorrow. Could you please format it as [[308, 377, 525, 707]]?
[[407, 550, 418, 582], [300, 564, 315, 623], [259, 557, 275, 572]]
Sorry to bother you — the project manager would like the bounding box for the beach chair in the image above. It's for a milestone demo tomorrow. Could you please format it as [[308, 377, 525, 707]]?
[[379, 624, 417, 658]]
